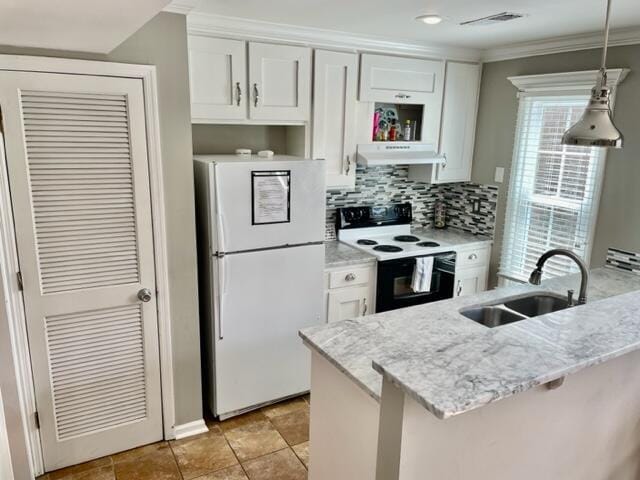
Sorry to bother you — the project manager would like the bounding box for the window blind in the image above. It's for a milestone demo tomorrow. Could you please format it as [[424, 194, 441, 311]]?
[[499, 94, 606, 283]]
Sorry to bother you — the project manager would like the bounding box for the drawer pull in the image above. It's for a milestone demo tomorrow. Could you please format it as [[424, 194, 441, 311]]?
[[345, 273, 356, 281], [468, 253, 478, 260]]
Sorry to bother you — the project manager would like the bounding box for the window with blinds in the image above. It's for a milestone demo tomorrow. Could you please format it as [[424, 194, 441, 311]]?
[[499, 94, 606, 283]]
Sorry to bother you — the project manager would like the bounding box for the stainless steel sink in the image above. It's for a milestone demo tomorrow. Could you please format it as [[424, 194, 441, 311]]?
[[459, 306, 527, 328], [460, 292, 572, 328], [504, 294, 570, 317]]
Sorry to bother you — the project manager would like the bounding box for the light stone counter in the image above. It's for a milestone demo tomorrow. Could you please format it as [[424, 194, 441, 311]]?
[[411, 226, 492, 250], [324, 241, 376, 269], [300, 267, 640, 418]]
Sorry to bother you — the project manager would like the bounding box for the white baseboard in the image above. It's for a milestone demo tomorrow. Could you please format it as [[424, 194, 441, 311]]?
[[173, 419, 209, 440]]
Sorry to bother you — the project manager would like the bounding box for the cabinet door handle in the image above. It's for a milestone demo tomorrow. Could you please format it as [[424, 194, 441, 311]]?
[[344, 155, 351, 175], [468, 253, 478, 260], [253, 83, 259, 107], [456, 280, 462, 297], [394, 93, 411, 99], [345, 273, 356, 281], [441, 153, 447, 169], [362, 298, 368, 315], [236, 82, 242, 106]]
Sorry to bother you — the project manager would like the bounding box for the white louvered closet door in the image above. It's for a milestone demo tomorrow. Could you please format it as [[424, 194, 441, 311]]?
[[0, 71, 163, 471]]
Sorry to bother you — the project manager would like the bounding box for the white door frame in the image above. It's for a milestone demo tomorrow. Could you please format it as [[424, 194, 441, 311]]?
[[0, 54, 176, 476]]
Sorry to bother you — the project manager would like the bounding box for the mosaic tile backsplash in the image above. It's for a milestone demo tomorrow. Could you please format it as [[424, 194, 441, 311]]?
[[606, 248, 640, 275], [325, 165, 499, 240]]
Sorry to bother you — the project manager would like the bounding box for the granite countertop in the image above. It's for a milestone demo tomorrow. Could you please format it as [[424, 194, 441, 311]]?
[[324, 241, 376, 268], [411, 226, 492, 250], [300, 267, 640, 419], [324, 227, 492, 269]]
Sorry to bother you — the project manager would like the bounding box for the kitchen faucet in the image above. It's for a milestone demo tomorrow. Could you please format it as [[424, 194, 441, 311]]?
[[528, 249, 589, 305]]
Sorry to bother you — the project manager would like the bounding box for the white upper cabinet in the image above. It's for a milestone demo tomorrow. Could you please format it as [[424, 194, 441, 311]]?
[[187, 37, 311, 123], [359, 54, 445, 104], [188, 36, 247, 123], [312, 50, 358, 190], [432, 61, 482, 183], [248, 42, 311, 122], [359, 54, 445, 147]]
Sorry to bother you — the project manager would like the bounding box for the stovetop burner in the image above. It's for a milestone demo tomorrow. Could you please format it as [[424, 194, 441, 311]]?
[[373, 245, 404, 253], [357, 239, 378, 245], [394, 235, 421, 242], [416, 241, 440, 247]]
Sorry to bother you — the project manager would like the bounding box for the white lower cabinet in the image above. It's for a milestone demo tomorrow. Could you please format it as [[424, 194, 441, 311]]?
[[324, 263, 376, 323], [454, 244, 491, 297], [328, 286, 371, 322], [454, 265, 488, 297]]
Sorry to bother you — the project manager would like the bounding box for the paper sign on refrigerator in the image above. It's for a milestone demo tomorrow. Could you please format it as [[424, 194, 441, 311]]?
[[251, 171, 291, 225]]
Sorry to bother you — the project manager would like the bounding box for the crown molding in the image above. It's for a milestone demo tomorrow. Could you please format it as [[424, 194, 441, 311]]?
[[482, 26, 640, 63], [186, 13, 482, 62], [163, 0, 198, 15], [508, 68, 630, 94]]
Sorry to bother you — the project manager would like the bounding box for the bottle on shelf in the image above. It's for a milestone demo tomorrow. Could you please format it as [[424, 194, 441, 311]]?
[[377, 126, 388, 141], [403, 120, 412, 142], [434, 200, 447, 229], [389, 121, 398, 141]]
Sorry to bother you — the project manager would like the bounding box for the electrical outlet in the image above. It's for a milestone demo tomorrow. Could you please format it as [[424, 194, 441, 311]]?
[[472, 199, 481, 213], [494, 167, 505, 183]]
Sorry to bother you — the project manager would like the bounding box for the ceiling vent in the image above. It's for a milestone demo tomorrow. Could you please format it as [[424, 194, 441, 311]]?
[[460, 12, 525, 26]]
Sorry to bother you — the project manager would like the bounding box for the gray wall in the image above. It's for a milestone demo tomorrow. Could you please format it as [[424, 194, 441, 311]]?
[[0, 12, 202, 426], [472, 44, 640, 286]]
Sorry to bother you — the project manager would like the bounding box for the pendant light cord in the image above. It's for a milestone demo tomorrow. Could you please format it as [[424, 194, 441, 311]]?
[[601, 0, 612, 70]]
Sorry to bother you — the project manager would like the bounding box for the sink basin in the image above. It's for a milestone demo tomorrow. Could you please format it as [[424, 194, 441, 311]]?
[[460, 306, 527, 328], [459, 292, 573, 328], [504, 294, 570, 317]]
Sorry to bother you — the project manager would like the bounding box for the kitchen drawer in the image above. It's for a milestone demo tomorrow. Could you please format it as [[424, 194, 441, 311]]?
[[329, 266, 371, 289], [456, 245, 490, 269]]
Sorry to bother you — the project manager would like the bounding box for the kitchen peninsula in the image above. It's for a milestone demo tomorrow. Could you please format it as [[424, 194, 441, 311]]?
[[300, 267, 640, 480]]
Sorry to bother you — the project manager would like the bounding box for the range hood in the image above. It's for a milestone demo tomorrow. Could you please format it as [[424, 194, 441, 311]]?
[[356, 143, 446, 167]]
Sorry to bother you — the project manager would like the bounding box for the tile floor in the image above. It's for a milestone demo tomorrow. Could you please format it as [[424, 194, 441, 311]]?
[[38, 395, 310, 480]]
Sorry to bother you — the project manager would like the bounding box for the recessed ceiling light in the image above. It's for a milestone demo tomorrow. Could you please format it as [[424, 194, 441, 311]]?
[[416, 14, 443, 25]]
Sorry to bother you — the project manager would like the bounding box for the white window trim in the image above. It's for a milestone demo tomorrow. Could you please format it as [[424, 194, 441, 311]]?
[[498, 68, 630, 285], [0, 54, 177, 477], [508, 69, 629, 95]]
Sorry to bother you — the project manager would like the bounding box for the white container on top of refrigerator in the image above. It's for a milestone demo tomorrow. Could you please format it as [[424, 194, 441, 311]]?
[[194, 154, 326, 419]]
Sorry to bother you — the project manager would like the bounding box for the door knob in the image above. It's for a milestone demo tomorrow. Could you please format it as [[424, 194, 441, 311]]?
[[137, 288, 153, 302]]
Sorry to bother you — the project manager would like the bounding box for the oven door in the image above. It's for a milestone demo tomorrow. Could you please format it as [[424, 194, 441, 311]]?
[[376, 253, 456, 313]]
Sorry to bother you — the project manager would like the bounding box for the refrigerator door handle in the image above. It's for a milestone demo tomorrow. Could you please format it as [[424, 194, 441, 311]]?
[[217, 254, 227, 340], [212, 164, 226, 254]]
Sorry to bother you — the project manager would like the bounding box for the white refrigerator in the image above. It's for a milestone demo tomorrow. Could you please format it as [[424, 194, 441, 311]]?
[[194, 154, 326, 419]]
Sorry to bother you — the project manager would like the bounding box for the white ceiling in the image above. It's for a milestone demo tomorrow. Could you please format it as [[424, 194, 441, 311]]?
[[191, 0, 640, 50], [0, 0, 172, 53]]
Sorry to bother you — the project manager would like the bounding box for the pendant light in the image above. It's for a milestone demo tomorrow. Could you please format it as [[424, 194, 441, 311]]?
[[562, 0, 623, 148]]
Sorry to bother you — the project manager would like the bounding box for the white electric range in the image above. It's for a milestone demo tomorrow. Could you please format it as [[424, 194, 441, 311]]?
[[338, 224, 452, 261], [336, 203, 457, 313]]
